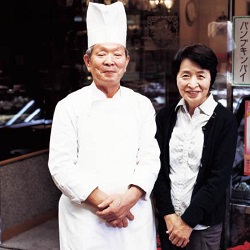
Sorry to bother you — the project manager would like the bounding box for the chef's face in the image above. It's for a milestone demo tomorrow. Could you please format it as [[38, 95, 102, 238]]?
[[84, 43, 130, 97], [177, 58, 211, 115]]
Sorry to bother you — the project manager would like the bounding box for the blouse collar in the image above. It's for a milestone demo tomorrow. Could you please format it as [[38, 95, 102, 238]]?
[[175, 94, 217, 116]]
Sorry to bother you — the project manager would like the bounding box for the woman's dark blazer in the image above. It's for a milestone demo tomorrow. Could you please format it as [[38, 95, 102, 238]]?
[[153, 102, 238, 228]]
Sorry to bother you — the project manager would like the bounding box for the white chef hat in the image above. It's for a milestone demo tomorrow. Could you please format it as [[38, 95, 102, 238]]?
[[86, 1, 127, 48]]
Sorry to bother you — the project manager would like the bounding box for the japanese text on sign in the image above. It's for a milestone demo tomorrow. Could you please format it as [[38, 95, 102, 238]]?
[[232, 16, 250, 86]]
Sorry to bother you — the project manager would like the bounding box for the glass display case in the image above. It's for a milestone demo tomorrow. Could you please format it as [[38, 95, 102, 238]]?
[[228, 94, 250, 247], [0, 0, 181, 160], [116, 6, 179, 111], [0, 84, 52, 160]]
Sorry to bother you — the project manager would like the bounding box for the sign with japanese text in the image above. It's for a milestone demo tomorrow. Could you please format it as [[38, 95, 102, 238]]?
[[244, 100, 250, 176], [232, 16, 250, 86]]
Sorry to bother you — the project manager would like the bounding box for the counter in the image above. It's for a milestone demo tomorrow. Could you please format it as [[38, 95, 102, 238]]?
[[0, 149, 61, 243]]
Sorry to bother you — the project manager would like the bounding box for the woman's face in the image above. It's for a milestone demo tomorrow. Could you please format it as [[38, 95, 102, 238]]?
[[176, 58, 211, 114]]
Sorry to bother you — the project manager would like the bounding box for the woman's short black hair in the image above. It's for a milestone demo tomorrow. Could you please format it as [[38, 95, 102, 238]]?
[[172, 44, 218, 88]]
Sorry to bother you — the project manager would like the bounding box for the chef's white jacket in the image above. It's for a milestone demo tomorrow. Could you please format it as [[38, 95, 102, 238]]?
[[48, 83, 160, 250]]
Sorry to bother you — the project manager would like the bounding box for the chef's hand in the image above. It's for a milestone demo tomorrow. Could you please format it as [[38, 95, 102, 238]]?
[[106, 213, 134, 228], [96, 194, 135, 228], [164, 213, 193, 248], [96, 185, 144, 227], [85, 187, 133, 228], [85, 187, 109, 207]]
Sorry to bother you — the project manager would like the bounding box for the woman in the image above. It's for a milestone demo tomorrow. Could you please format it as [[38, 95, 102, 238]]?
[[153, 44, 238, 250]]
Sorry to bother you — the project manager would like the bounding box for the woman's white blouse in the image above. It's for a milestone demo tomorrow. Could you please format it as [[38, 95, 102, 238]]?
[[169, 94, 217, 229]]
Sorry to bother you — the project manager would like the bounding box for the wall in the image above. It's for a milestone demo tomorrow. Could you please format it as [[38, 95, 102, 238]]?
[[179, 0, 199, 47], [179, 0, 228, 48], [235, 0, 249, 15]]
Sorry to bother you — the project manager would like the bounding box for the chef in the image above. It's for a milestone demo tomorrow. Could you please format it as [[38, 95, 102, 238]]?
[[48, 1, 160, 250]]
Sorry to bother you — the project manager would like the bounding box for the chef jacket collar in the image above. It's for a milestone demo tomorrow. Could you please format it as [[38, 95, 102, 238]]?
[[91, 82, 121, 101]]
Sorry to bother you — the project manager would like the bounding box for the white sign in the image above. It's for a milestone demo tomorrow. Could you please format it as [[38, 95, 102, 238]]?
[[232, 16, 250, 86]]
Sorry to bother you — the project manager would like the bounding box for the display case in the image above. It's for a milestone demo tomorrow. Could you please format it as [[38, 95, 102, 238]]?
[[0, 0, 182, 161], [121, 9, 179, 111], [229, 94, 250, 247], [0, 84, 52, 160]]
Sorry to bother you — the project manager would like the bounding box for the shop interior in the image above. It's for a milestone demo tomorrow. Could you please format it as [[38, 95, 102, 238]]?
[[0, 0, 250, 248]]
